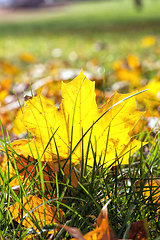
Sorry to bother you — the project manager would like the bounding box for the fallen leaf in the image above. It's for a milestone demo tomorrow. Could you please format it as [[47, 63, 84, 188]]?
[[0, 149, 24, 188], [0, 60, 20, 76], [20, 52, 37, 63], [136, 78, 160, 113], [0, 78, 12, 104], [62, 205, 150, 240], [62, 225, 85, 240], [62, 202, 118, 240], [1, 139, 78, 190], [113, 56, 141, 88], [127, 55, 140, 70], [128, 220, 148, 240], [11, 139, 56, 188], [135, 178, 160, 228], [135, 178, 160, 203], [141, 36, 156, 48], [11, 70, 145, 168], [9, 195, 63, 234]]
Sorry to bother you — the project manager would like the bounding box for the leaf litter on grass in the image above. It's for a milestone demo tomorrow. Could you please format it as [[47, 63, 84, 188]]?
[[0, 35, 160, 239], [1, 70, 154, 239]]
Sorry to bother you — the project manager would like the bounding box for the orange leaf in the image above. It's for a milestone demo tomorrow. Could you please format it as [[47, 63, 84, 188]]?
[[9, 195, 63, 234], [4, 139, 78, 189], [63, 203, 118, 240]]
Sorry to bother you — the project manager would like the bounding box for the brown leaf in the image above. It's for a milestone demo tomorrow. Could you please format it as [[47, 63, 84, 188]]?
[[63, 225, 85, 240], [128, 220, 148, 240], [62, 202, 118, 240]]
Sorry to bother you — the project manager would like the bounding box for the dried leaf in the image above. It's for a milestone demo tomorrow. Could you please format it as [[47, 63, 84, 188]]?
[[0, 152, 23, 188], [63, 225, 85, 240], [62, 203, 118, 240], [5, 139, 78, 189], [128, 220, 148, 240]]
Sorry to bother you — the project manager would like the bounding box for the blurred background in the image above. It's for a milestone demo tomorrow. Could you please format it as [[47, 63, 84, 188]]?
[[0, 0, 160, 107], [0, 0, 160, 68]]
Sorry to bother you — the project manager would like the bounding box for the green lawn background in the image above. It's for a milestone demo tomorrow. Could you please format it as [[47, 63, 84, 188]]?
[[0, 0, 160, 66]]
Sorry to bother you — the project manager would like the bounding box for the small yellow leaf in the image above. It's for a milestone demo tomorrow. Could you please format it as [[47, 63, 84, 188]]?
[[136, 78, 160, 112], [20, 52, 37, 63], [141, 36, 156, 47], [127, 55, 140, 69], [135, 179, 160, 203]]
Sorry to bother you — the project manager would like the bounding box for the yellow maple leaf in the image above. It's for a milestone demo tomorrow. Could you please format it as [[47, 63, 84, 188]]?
[[13, 70, 145, 167]]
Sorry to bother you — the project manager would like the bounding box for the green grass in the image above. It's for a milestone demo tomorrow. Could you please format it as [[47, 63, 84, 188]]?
[[0, 119, 160, 239], [1, 0, 160, 32]]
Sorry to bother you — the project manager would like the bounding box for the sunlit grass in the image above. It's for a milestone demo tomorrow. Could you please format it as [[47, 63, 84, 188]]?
[[0, 0, 160, 64], [0, 123, 160, 239]]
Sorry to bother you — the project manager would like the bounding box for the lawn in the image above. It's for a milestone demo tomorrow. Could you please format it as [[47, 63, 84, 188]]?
[[0, 0, 160, 63], [0, 0, 160, 239]]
